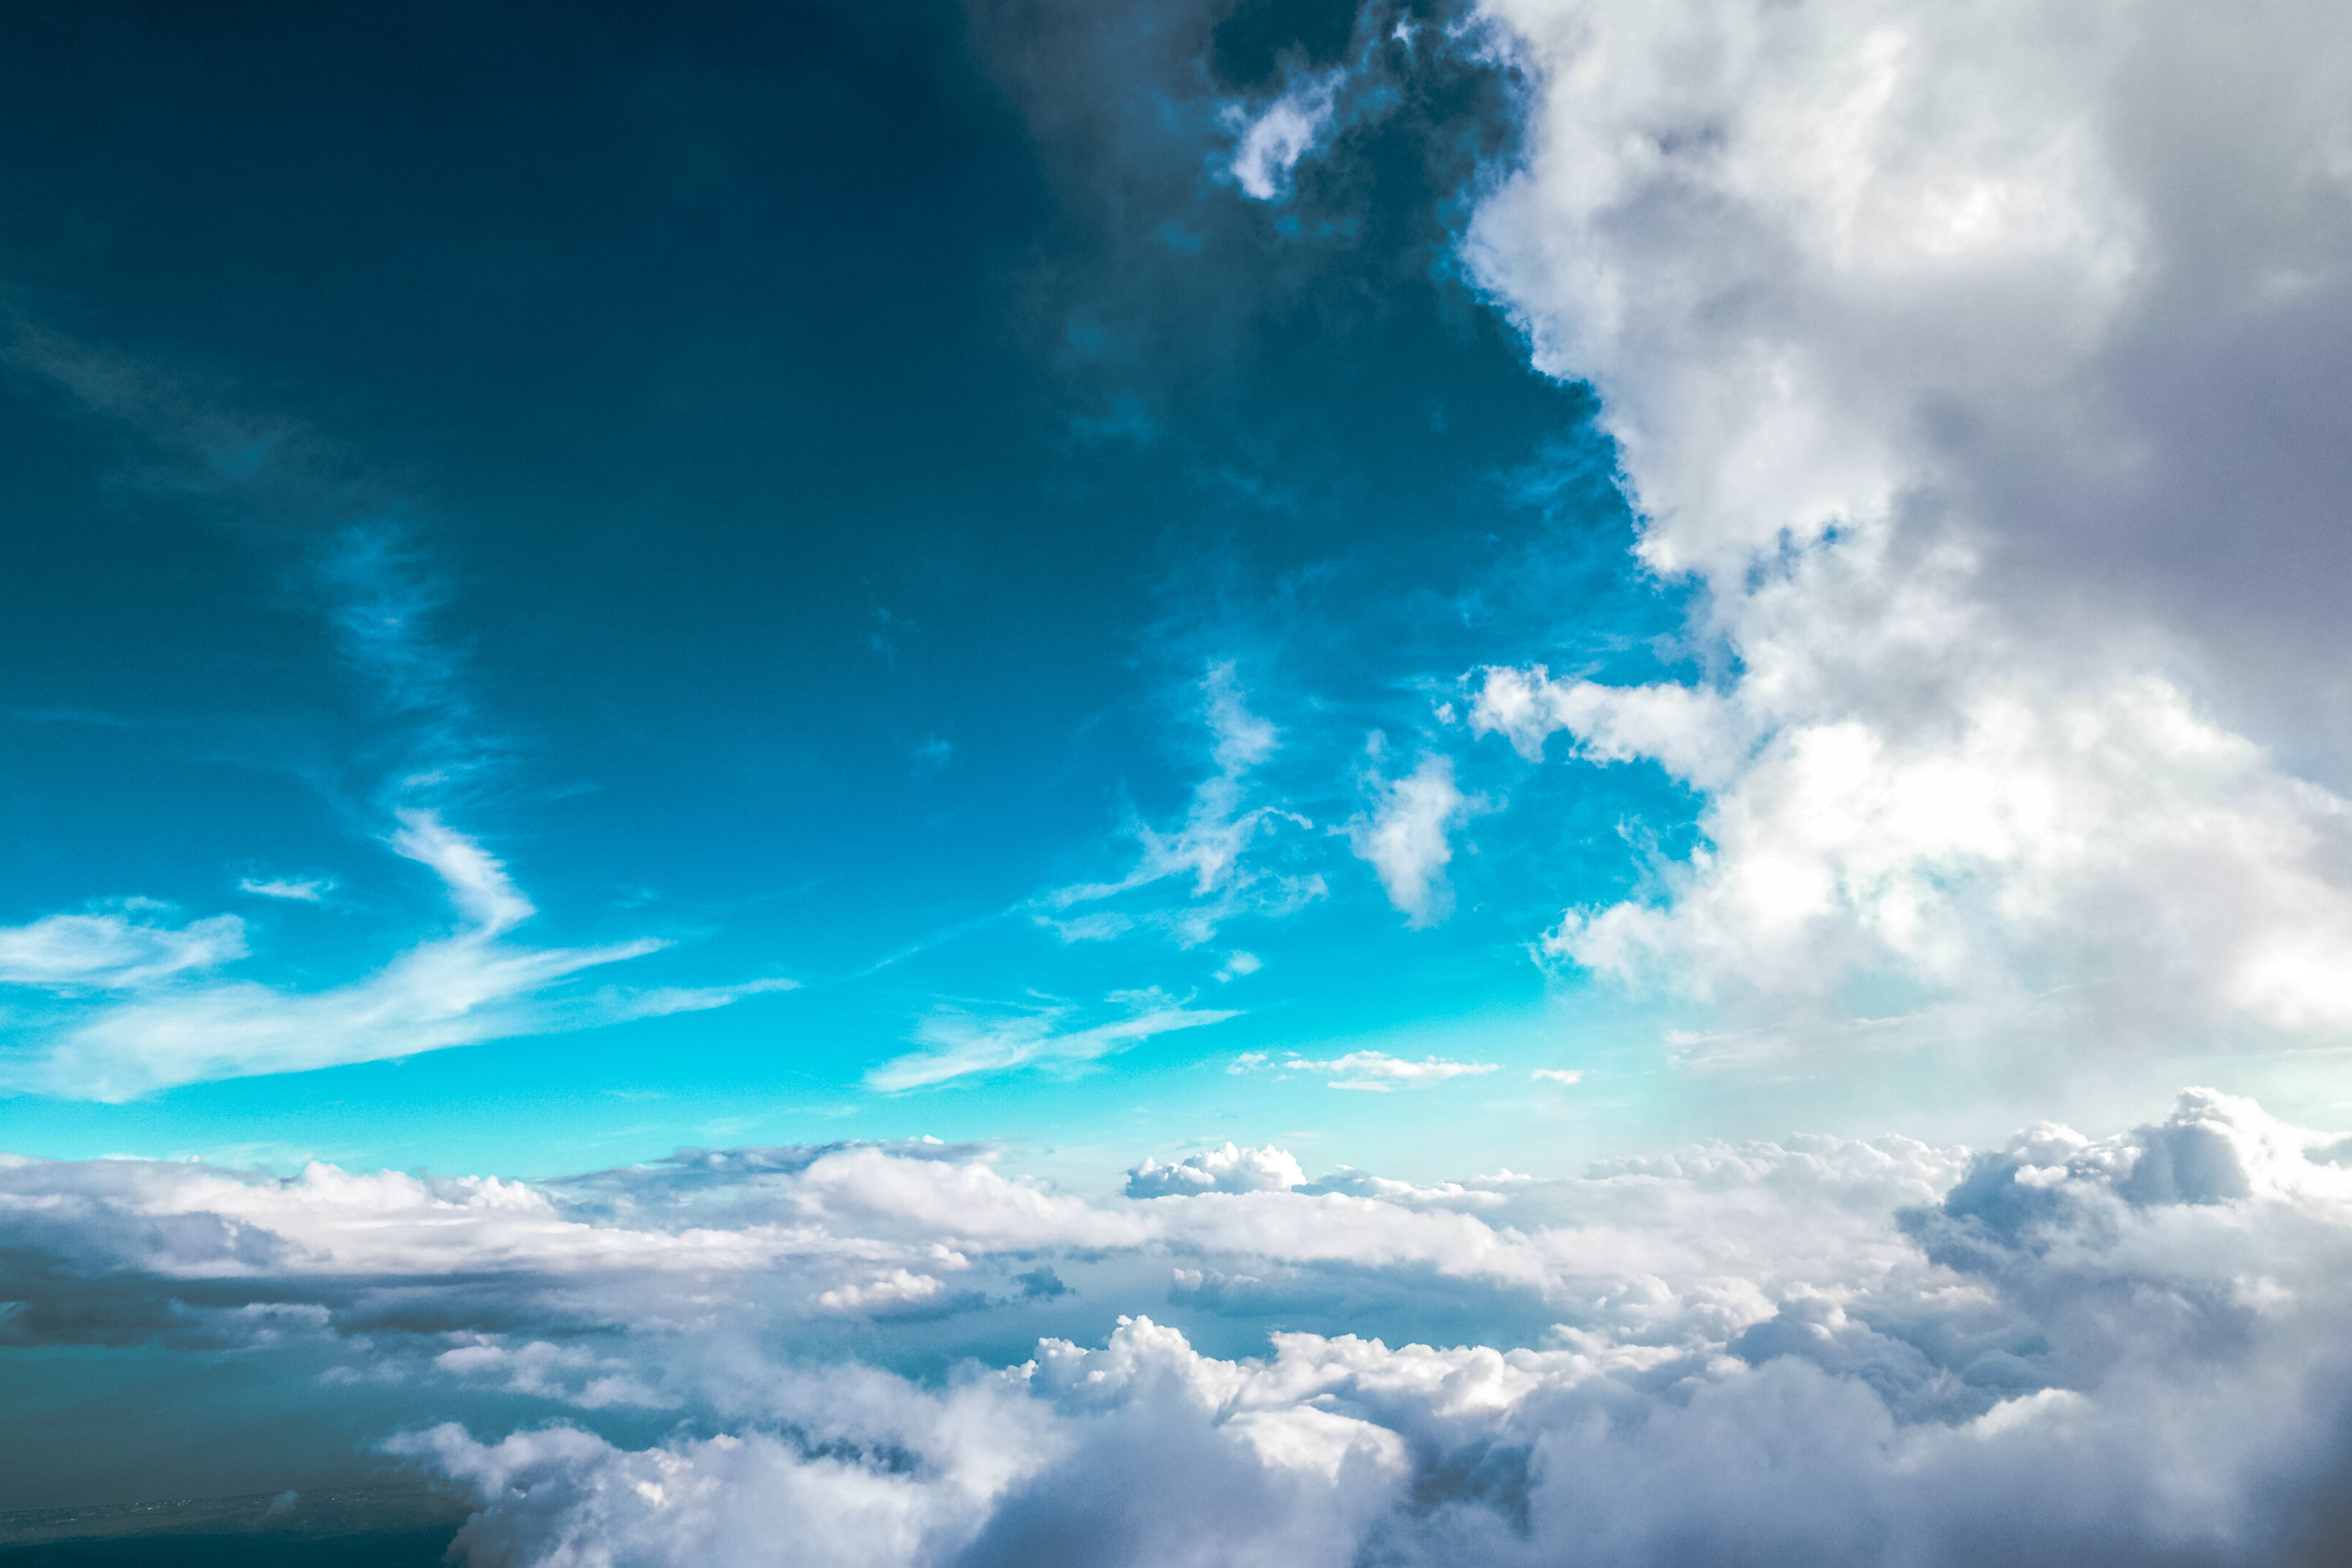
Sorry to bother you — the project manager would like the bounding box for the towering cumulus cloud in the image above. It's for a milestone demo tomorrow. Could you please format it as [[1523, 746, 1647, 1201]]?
[[1465, 0, 2352, 1047]]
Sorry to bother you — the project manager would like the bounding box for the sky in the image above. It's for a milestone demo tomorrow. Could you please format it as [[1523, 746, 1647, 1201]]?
[[4, 0, 2352, 1562]]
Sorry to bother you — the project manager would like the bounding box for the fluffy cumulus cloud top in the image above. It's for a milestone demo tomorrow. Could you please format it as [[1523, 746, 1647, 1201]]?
[[11, 1091, 2352, 1562], [1460, 0, 2352, 1042], [1127, 1141, 1307, 1197]]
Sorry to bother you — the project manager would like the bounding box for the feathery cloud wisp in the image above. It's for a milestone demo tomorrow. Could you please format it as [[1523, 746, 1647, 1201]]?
[[4, 812, 789, 1101], [868, 992, 1238, 1093]]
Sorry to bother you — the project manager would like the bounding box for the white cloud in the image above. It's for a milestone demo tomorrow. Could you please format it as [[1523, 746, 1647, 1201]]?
[[1530, 1068, 1583, 1086], [868, 992, 1240, 1092], [0, 1087, 2311, 1564], [1045, 664, 1322, 947], [0, 1096, 1963, 1331], [1228, 74, 1343, 201], [1470, 665, 1745, 788], [392, 1416, 1032, 1568], [1127, 1142, 1306, 1198], [433, 1335, 671, 1409], [1, 812, 786, 1101], [389, 809, 533, 935], [237, 877, 333, 902], [1457, 0, 2352, 1047], [1542, 664, 2352, 1032], [1234, 1050, 1500, 1093], [816, 1267, 952, 1316], [1349, 755, 1478, 927], [0, 907, 245, 989], [425, 1093, 2352, 1561]]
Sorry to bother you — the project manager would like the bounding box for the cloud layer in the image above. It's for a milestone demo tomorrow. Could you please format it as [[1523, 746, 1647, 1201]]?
[[9, 1090, 2352, 1561]]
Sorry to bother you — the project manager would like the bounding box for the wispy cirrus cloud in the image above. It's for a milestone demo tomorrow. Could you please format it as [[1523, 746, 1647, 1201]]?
[[315, 525, 503, 797], [237, 876, 334, 902], [1229, 1048, 1498, 1092], [0, 321, 795, 1101], [1040, 663, 1322, 948], [0, 905, 248, 991], [3, 812, 791, 1102], [869, 989, 1238, 1092]]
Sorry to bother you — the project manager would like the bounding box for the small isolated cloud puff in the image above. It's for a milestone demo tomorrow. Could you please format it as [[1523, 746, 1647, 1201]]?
[[1349, 755, 1478, 928], [1126, 1142, 1306, 1198], [1227, 73, 1342, 200], [1529, 1068, 1583, 1085], [817, 1267, 952, 1316], [1470, 665, 1745, 791]]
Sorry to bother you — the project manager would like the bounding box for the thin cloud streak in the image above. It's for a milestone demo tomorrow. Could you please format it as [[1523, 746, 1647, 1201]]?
[[1231, 1049, 1500, 1092], [3, 813, 789, 1102], [237, 877, 333, 902], [1042, 664, 1323, 949], [869, 993, 1240, 1092]]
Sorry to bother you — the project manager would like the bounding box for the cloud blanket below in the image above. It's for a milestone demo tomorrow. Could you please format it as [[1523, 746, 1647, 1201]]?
[[7, 1089, 2352, 1563]]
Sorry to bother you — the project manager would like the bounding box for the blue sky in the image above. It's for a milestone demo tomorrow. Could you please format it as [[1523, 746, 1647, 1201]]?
[[0, 0, 1725, 1181], [7, 0, 2349, 1180], [9, 1, 2352, 1560]]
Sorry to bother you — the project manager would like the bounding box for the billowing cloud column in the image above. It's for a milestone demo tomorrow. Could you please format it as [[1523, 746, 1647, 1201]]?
[[1462, 0, 2352, 1046]]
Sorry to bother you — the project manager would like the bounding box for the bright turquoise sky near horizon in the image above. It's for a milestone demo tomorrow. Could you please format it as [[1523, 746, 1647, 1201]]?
[[0, 0, 1724, 1185]]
